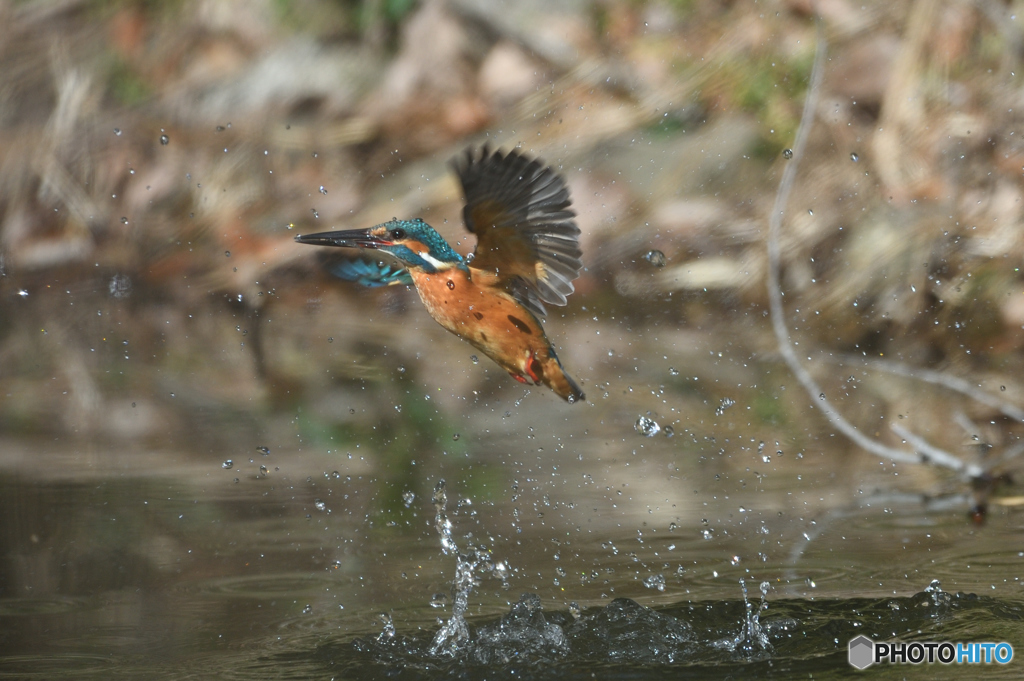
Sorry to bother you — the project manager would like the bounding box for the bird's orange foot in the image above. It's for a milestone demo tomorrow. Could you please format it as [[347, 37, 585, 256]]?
[[511, 373, 530, 384]]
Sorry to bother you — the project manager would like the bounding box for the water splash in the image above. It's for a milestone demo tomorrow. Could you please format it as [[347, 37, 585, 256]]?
[[924, 579, 952, 609], [726, 579, 772, 659], [471, 594, 569, 664], [429, 479, 509, 657], [338, 582, 997, 673], [569, 598, 693, 663], [376, 612, 395, 643]]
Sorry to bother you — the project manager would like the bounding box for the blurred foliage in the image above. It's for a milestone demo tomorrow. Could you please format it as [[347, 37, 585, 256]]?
[[106, 55, 152, 105], [0, 0, 1021, 483]]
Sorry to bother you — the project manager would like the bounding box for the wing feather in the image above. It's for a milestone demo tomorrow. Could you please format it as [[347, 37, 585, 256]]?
[[451, 145, 583, 316], [330, 258, 413, 287]]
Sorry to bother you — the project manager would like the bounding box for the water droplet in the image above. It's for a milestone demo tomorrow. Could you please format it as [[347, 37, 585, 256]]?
[[314, 499, 326, 511], [397, 365, 406, 373], [256, 446, 270, 456], [319, 185, 327, 195], [644, 250, 666, 267], [447, 280, 455, 290], [1001, 385, 1006, 391], [17, 289, 28, 297], [160, 134, 169, 145], [782, 148, 793, 159], [430, 592, 448, 608], [120, 217, 129, 224], [714, 397, 735, 416], [663, 425, 674, 437], [635, 415, 661, 437], [731, 555, 741, 565], [452, 433, 460, 441], [328, 337, 334, 343], [302, 604, 312, 614], [224, 251, 231, 257], [402, 491, 415, 508], [819, 392, 826, 400], [222, 459, 233, 469], [643, 574, 666, 591], [850, 152, 859, 162], [114, 128, 122, 136], [470, 355, 479, 364], [109, 274, 132, 299]]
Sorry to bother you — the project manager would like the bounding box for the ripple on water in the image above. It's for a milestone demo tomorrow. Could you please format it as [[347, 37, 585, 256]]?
[[686, 564, 860, 591], [0, 653, 120, 678], [919, 548, 1024, 593], [188, 572, 341, 599], [0, 595, 92, 617]]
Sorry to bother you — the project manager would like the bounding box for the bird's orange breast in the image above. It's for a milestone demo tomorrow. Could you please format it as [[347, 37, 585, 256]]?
[[408, 266, 549, 372]]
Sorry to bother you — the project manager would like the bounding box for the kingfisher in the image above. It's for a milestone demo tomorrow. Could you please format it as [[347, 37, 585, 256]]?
[[295, 146, 585, 403]]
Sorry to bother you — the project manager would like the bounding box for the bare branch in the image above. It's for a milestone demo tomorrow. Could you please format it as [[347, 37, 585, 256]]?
[[889, 423, 981, 475], [826, 354, 1024, 423], [764, 20, 981, 480]]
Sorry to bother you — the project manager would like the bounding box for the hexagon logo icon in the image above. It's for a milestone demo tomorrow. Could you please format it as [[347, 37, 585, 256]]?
[[849, 635, 874, 669]]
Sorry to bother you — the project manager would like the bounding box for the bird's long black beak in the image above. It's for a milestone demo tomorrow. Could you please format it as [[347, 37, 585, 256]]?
[[294, 229, 390, 249]]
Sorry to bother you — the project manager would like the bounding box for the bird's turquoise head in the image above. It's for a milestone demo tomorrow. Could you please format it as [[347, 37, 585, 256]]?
[[295, 218, 464, 273]]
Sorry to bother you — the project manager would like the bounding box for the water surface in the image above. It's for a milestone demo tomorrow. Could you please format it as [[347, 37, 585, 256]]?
[[1, 289, 1021, 679]]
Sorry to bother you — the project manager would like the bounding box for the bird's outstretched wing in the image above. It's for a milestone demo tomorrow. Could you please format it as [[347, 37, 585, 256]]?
[[330, 258, 413, 287], [452, 146, 582, 316]]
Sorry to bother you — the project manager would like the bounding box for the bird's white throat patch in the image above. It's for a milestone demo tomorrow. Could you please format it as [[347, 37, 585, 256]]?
[[420, 252, 454, 270]]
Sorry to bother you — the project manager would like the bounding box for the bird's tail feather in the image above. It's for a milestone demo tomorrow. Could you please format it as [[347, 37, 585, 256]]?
[[542, 348, 585, 403]]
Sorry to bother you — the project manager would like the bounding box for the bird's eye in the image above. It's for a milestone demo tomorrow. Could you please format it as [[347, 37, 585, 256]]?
[[390, 228, 406, 240]]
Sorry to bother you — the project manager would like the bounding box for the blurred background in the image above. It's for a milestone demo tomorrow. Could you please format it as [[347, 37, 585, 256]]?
[[2, 0, 1024, 676]]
